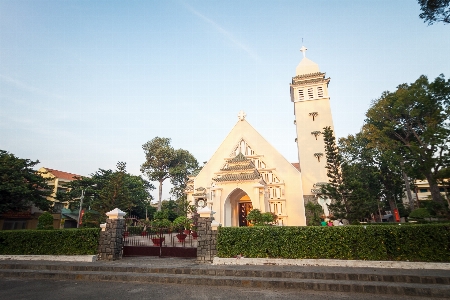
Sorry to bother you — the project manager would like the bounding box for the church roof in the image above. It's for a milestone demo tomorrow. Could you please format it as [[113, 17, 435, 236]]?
[[295, 46, 320, 76], [291, 71, 330, 87], [296, 57, 320, 76], [213, 170, 261, 182], [213, 152, 261, 182], [220, 153, 256, 171], [191, 112, 302, 186], [220, 162, 255, 171], [227, 152, 247, 163]]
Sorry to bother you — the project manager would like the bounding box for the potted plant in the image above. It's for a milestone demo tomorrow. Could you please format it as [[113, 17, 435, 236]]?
[[151, 218, 171, 246], [173, 216, 192, 242], [191, 225, 198, 239], [140, 219, 151, 236]]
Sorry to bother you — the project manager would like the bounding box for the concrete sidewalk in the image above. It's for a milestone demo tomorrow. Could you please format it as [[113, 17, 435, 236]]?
[[1, 256, 450, 276], [2, 255, 450, 270], [213, 257, 450, 270]]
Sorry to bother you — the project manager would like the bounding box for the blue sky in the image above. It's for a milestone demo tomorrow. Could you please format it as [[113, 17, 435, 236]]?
[[1, 0, 449, 201]]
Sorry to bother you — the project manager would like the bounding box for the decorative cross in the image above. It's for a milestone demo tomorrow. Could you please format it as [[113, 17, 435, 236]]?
[[300, 45, 307, 58], [238, 110, 247, 121], [309, 112, 318, 121], [311, 131, 321, 140], [314, 153, 323, 162]]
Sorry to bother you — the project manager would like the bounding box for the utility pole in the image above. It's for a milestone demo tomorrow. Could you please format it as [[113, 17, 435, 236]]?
[[400, 161, 415, 211], [77, 188, 85, 228], [77, 184, 96, 228]]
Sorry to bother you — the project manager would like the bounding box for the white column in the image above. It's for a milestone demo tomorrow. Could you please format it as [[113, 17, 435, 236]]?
[[252, 186, 261, 210], [212, 188, 223, 225]]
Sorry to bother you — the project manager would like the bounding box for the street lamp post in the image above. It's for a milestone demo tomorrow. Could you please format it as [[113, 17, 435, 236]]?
[[77, 184, 96, 228], [77, 188, 86, 228]]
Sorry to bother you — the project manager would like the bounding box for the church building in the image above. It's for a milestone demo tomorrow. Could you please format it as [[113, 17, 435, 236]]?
[[186, 47, 335, 226]]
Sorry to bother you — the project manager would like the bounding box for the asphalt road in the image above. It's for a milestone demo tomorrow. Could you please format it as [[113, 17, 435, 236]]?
[[0, 278, 437, 300]]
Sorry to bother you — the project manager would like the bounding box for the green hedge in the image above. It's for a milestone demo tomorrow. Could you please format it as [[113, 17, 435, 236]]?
[[0, 228, 101, 255], [217, 224, 450, 262]]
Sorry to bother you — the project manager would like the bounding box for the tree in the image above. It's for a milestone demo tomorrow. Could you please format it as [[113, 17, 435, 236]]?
[[320, 127, 350, 219], [304, 202, 323, 226], [161, 199, 179, 221], [246, 209, 277, 226], [60, 162, 154, 222], [141, 137, 198, 211], [0, 150, 51, 214], [340, 132, 408, 218], [37, 212, 54, 230], [337, 133, 382, 220], [320, 128, 397, 222], [169, 149, 200, 200], [364, 74, 450, 209], [418, 0, 450, 24]]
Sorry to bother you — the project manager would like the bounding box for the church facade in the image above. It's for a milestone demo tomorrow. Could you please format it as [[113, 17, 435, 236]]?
[[186, 47, 334, 226]]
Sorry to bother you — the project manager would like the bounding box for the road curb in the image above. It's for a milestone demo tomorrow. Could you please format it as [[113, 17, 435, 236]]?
[[0, 255, 97, 262], [212, 257, 450, 270]]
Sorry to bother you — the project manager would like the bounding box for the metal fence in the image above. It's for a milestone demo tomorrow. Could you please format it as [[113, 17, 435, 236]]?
[[122, 226, 198, 258]]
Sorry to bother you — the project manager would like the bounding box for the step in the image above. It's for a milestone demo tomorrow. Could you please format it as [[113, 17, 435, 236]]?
[[0, 268, 449, 298], [0, 262, 449, 285]]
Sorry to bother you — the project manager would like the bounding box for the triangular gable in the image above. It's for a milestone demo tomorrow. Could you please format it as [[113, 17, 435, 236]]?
[[193, 118, 300, 185], [213, 152, 261, 183]]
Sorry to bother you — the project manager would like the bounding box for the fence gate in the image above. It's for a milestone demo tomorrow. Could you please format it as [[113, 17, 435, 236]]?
[[122, 227, 197, 258]]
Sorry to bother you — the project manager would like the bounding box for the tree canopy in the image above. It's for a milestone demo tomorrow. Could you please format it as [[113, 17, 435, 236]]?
[[320, 128, 406, 222], [364, 74, 450, 210], [60, 162, 154, 223], [418, 0, 450, 24], [141, 137, 198, 211], [0, 150, 51, 214]]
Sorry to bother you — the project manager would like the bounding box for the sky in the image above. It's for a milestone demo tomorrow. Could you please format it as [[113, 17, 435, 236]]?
[[1, 0, 449, 202]]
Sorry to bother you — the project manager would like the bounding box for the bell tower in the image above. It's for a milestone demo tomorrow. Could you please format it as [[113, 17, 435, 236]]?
[[291, 46, 335, 203]]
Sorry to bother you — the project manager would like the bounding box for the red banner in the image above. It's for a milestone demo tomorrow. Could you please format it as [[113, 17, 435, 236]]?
[[393, 208, 400, 222], [79, 209, 85, 225]]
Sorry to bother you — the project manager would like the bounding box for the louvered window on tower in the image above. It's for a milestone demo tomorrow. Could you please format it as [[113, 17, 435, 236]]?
[[308, 88, 314, 99], [298, 89, 304, 100], [317, 86, 324, 97]]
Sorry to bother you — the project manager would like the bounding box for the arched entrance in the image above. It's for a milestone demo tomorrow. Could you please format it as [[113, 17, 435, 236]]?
[[224, 188, 253, 227]]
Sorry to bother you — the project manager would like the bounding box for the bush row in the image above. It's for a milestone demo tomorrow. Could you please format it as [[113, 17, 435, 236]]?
[[217, 224, 450, 262], [362, 221, 450, 225], [0, 228, 101, 255]]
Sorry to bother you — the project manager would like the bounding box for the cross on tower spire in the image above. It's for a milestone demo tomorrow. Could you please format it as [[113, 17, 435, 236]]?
[[300, 45, 307, 58]]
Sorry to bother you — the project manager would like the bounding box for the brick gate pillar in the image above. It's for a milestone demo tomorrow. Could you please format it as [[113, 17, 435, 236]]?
[[196, 206, 220, 263], [97, 208, 126, 261]]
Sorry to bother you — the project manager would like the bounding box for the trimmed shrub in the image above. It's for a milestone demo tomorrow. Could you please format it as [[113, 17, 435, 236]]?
[[217, 224, 450, 262], [246, 209, 277, 226], [37, 212, 54, 230], [0, 228, 101, 255], [409, 208, 431, 219]]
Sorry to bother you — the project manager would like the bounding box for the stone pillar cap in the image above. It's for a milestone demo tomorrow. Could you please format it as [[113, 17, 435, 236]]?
[[211, 220, 220, 230], [100, 223, 106, 231], [198, 206, 215, 218], [106, 208, 126, 219]]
